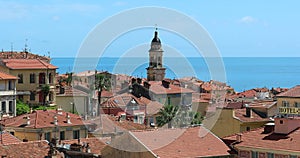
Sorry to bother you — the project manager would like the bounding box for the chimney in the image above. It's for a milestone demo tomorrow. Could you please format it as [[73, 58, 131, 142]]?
[[24, 116, 30, 125], [245, 107, 252, 117], [236, 133, 242, 143], [57, 106, 63, 115], [53, 116, 58, 126], [66, 113, 71, 124], [143, 81, 151, 89], [263, 122, 275, 134], [137, 78, 142, 84], [162, 80, 170, 88], [131, 78, 136, 84], [59, 87, 65, 94]]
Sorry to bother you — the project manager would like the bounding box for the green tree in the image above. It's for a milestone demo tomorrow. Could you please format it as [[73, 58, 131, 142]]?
[[16, 100, 30, 115], [190, 111, 203, 125], [156, 104, 179, 128], [94, 73, 111, 116]]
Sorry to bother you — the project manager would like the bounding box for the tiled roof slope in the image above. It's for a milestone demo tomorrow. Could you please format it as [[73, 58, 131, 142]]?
[[1, 59, 57, 69], [132, 126, 230, 158], [148, 81, 194, 95], [1, 110, 85, 128], [277, 85, 300, 97], [223, 127, 300, 153], [0, 71, 18, 80], [0, 132, 21, 145], [0, 51, 50, 61], [0, 140, 49, 158]]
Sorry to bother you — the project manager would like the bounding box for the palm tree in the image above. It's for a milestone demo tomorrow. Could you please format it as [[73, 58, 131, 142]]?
[[156, 104, 179, 128], [94, 73, 111, 116]]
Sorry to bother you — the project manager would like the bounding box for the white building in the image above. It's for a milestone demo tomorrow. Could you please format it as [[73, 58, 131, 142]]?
[[0, 71, 18, 119]]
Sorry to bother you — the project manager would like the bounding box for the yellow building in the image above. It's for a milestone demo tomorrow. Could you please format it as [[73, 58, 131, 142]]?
[[0, 58, 57, 106], [1, 109, 89, 141], [276, 85, 300, 110], [206, 105, 270, 138]]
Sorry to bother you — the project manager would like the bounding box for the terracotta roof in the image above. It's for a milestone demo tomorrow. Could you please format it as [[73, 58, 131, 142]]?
[[1, 110, 86, 128], [238, 89, 257, 98], [101, 93, 145, 108], [248, 101, 277, 109], [148, 81, 194, 95], [234, 108, 270, 122], [74, 70, 96, 77], [192, 93, 210, 103], [223, 127, 300, 153], [0, 51, 50, 61], [1, 59, 57, 69], [95, 90, 113, 99], [0, 140, 49, 158], [84, 115, 149, 134], [0, 71, 18, 80], [132, 126, 230, 158], [56, 86, 88, 97], [61, 137, 108, 155], [276, 85, 300, 97], [0, 131, 21, 145], [225, 102, 250, 109]]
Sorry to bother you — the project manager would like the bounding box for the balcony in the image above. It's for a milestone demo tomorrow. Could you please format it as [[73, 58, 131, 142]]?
[[0, 90, 16, 96]]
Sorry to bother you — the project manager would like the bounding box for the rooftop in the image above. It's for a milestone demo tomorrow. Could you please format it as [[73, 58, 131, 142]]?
[[223, 127, 300, 153], [276, 85, 300, 97], [1, 58, 57, 69], [131, 126, 230, 158], [0, 71, 18, 80], [0, 131, 21, 145], [148, 81, 194, 95], [1, 110, 86, 128]]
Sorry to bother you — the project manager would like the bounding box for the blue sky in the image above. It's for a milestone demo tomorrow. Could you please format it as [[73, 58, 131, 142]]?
[[1, 0, 300, 57]]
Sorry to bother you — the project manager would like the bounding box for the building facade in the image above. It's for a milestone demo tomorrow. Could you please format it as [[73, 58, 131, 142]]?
[[0, 58, 57, 106], [0, 71, 18, 119]]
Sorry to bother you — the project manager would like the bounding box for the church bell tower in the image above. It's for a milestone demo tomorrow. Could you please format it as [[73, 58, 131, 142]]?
[[146, 28, 166, 81]]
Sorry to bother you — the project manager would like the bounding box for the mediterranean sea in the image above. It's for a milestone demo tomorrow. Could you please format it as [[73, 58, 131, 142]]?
[[51, 57, 300, 92]]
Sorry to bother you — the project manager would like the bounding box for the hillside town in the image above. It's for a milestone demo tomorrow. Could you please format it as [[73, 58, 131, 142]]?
[[0, 30, 299, 158]]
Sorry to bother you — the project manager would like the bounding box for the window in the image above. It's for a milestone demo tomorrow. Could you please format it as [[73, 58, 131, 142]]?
[[251, 151, 258, 158], [18, 95, 23, 101], [30, 92, 35, 101], [30, 73, 35, 83], [18, 74, 23, 83], [167, 97, 171, 105], [290, 155, 297, 158], [8, 101, 13, 113], [246, 127, 251, 131], [280, 120, 284, 124], [60, 131, 65, 140], [49, 73, 53, 84], [73, 130, 80, 139], [8, 80, 13, 90], [295, 102, 300, 107], [282, 101, 289, 107], [1, 101, 6, 113], [45, 132, 51, 142], [267, 153, 274, 158]]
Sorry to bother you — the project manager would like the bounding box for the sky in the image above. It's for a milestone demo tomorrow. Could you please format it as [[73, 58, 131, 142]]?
[[1, 0, 300, 57]]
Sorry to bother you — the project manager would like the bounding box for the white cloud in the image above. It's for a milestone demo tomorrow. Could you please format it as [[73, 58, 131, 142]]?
[[239, 16, 257, 24]]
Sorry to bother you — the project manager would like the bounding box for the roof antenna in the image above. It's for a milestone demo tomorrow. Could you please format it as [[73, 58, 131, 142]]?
[[11, 42, 13, 53], [48, 51, 50, 58], [24, 39, 28, 53]]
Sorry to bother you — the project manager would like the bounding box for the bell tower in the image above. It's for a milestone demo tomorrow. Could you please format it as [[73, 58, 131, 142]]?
[[146, 28, 166, 81]]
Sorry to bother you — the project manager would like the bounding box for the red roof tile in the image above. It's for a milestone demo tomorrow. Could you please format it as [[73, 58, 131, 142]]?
[[61, 137, 107, 155], [1, 110, 86, 128], [223, 127, 300, 153], [0, 71, 18, 80], [0, 132, 21, 145], [0, 51, 50, 62], [1, 59, 57, 69], [56, 86, 88, 97], [234, 108, 270, 122], [277, 85, 300, 97], [148, 81, 194, 95], [0, 140, 49, 158], [132, 126, 230, 158]]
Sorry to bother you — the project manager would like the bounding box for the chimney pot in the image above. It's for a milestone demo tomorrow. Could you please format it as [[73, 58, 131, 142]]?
[[236, 133, 242, 143]]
